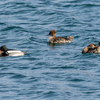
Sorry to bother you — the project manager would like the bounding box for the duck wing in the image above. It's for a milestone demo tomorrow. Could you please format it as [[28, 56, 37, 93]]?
[[53, 36, 74, 43], [53, 37, 66, 43]]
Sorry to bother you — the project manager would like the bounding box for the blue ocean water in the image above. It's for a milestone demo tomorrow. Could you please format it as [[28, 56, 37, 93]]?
[[0, 0, 100, 100]]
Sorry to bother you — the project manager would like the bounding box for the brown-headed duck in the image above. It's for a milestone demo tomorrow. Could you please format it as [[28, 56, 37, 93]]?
[[46, 30, 74, 43]]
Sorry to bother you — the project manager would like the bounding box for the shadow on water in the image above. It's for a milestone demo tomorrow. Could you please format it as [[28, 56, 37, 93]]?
[[47, 42, 66, 49]]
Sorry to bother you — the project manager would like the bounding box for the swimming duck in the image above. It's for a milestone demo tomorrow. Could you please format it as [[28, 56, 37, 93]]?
[[0, 45, 27, 56], [93, 42, 100, 54], [82, 43, 97, 54], [46, 30, 74, 43]]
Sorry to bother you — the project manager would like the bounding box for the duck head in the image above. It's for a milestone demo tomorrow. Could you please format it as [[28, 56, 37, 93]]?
[[0, 45, 8, 56], [46, 30, 56, 37], [0, 45, 8, 52], [87, 44, 97, 49]]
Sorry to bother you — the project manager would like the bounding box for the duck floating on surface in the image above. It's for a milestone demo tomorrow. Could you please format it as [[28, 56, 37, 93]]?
[[82, 42, 100, 54], [82, 44, 97, 54], [46, 30, 74, 43], [0, 45, 27, 57]]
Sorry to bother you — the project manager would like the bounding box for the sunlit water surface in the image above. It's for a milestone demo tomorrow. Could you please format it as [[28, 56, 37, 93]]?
[[0, 0, 100, 100]]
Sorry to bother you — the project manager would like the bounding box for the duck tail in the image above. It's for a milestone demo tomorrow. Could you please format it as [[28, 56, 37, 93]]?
[[65, 36, 74, 41], [23, 51, 28, 54]]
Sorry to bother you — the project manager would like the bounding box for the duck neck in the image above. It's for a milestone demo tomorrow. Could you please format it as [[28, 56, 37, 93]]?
[[53, 34, 56, 38], [48, 36, 55, 43]]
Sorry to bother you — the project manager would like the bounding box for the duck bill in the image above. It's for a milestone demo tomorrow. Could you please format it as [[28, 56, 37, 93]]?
[[46, 34, 49, 36], [95, 46, 97, 48]]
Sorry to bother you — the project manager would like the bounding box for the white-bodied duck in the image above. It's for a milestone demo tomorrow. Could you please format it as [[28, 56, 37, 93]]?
[[0, 45, 27, 57]]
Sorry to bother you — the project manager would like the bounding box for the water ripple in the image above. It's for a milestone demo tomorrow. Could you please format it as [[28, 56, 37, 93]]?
[[0, 0, 100, 100]]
